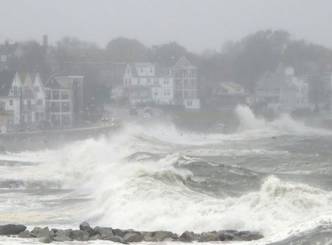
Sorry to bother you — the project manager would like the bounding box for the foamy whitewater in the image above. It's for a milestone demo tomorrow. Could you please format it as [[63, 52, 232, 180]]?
[[1, 106, 332, 244]]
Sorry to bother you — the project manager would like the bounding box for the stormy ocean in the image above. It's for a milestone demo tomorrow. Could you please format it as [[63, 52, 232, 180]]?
[[1, 106, 332, 245]]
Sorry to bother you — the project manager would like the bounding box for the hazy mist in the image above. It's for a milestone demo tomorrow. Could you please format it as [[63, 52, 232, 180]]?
[[0, 0, 331, 52]]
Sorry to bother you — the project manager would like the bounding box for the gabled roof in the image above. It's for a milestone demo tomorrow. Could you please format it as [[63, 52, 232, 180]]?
[[0, 71, 15, 96], [126, 63, 155, 78], [173, 57, 196, 70], [45, 75, 83, 90]]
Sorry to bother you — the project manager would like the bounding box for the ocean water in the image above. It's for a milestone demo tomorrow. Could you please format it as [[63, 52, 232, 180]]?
[[1, 106, 332, 244]]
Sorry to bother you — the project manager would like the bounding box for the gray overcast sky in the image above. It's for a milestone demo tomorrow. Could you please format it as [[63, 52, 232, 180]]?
[[0, 0, 331, 52]]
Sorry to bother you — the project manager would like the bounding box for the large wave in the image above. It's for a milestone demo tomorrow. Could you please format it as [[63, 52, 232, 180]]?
[[0, 125, 331, 245], [0, 110, 332, 244], [235, 105, 331, 137]]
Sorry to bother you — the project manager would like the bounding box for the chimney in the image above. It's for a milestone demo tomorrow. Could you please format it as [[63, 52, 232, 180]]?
[[42, 35, 48, 49]]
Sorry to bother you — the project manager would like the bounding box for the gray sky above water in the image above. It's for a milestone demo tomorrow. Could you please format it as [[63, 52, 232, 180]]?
[[0, 0, 331, 52]]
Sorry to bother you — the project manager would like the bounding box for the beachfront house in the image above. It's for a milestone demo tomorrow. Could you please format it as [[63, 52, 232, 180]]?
[[122, 57, 200, 110], [123, 63, 175, 106], [256, 66, 310, 113], [44, 75, 84, 128], [172, 57, 201, 110]]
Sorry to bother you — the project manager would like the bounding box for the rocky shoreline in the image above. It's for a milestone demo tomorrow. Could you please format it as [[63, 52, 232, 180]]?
[[0, 223, 263, 243]]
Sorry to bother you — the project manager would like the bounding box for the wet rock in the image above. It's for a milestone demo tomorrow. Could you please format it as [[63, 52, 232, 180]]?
[[179, 231, 199, 242], [94, 226, 114, 240], [18, 230, 33, 238], [123, 231, 144, 243], [112, 228, 127, 237], [71, 230, 89, 241], [31, 227, 50, 238], [0, 224, 26, 235], [235, 231, 264, 241], [79, 222, 94, 235], [143, 231, 178, 242], [39, 234, 52, 243], [218, 230, 236, 241], [198, 231, 220, 242], [109, 235, 127, 244], [52, 229, 72, 242], [89, 233, 101, 240]]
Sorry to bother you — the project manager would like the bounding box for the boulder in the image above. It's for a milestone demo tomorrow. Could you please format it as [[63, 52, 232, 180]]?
[[18, 230, 33, 238], [31, 227, 50, 238], [52, 229, 72, 242], [112, 228, 127, 237], [198, 231, 220, 242], [179, 231, 199, 242], [108, 235, 127, 244], [71, 230, 90, 241], [0, 224, 26, 235], [79, 222, 94, 235], [218, 230, 235, 241], [235, 231, 263, 241], [143, 231, 178, 242], [39, 234, 53, 243], [123, 231, 144, 243], [94, 226, 114, 240], [89, 233, 101, 240]]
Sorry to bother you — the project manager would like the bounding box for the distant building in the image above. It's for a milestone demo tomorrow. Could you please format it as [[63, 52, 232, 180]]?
[[123, 63, 175, 106], [256, 66, 310, 113], [172, 57, 200, 110], [45, 75, 84, 128], [0, 71, 84, 132], [212, 82, 248, 109], [123, 57, 200, 110], [0, 103, 11, 134], [0, 71, 18, 129]]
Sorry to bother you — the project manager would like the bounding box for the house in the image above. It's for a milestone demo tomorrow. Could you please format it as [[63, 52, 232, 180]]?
[[0, 71, 46, 130], [256, 66, 310, 113], [212, 82, 248, 109], [0, 99, 12, 133], [0, 71, 18, 129], [44, 75, 84, 128], [8, 72, 47, 128], [123, 63, 175, 106], [172, 57, 200, 110], [122, 57, 200, 110]]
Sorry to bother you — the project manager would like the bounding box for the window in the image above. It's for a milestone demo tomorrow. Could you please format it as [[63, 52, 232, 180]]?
[[37, 99, 43, 106], [46, 90, 51, 99], [62, 102, 70, 112], [61, 91, 69, 100], [53, 90, 60, 100], [9, 100, 13, 106], [34, 86, 40, 92], [51, 102, 60, 112], [62, 115, 71, 126]]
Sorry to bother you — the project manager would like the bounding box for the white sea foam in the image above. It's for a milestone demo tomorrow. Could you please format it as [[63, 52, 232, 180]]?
[[0, 114, 331, 244], [235, 105, 332, 138]]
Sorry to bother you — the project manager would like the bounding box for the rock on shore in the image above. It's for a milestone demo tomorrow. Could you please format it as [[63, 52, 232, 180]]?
[[0, 222, 263, 243]]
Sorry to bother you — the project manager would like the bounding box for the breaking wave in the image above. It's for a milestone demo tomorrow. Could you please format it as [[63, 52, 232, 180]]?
[[0, 108, 332, 244], [235, 105, 331, 137]]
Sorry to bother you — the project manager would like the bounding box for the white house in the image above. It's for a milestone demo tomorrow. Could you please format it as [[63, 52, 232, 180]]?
[[123, 63, 175, 106], [7, 72, 47, 128], [123, 57, 201, 110], [172, 57, 200, 110], [44, 75, 84, 128], [0, 71, 21, 129], [256, 66, 310, 113]]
